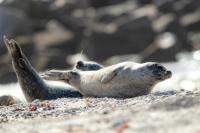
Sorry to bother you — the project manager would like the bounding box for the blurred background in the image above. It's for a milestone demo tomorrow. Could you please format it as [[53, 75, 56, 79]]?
[[0, 0, 199, 85]]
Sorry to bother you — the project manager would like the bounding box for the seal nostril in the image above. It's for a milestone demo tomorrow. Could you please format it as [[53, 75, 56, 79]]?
[[166, 71, 172, 75]]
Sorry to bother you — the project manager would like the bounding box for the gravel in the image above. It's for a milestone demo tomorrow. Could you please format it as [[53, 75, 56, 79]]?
[[0, 89, 200, 133]]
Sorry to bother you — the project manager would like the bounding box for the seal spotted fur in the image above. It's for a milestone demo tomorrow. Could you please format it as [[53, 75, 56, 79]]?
[[42, 62, 172, 97]]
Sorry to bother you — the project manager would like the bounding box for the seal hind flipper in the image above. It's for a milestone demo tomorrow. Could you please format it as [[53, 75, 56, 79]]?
[[4, 36, 22, 58], [3, 36, 82, 102]]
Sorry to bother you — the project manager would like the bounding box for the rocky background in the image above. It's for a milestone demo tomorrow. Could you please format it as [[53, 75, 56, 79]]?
[[0, 0, 199, 84]]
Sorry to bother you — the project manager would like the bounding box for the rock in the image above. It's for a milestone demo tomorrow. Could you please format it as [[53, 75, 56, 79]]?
[[0, 69, 17, 84], [0, 0, 32, 14], [0, 7, 32, 42], [35, 49, 71, 70], [151, 14, 193, 62], [89, 0, 127, 8], [81, 16, 156, 61], [165, 18, 193, 51], [154, 0, 199, 15], [0, 6, 33, 58], [189, 32, 200, 49], [95, 1, 138, 24], [180, 10, 200, 32], [104, 54, 142, 65], [1, 0, 53, 19], [142, 32, 180, 62], [33, 20, 78, 70], [137, 0, 153, 5]]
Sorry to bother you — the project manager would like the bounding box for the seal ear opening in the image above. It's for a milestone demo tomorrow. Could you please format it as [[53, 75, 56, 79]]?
[[18, 58, 27, 69]]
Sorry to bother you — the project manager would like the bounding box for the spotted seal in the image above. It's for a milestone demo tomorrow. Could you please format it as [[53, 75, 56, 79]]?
[[0, 37, 105, 106], [2, 36, 82, 104], [42, 61, 172, 97]]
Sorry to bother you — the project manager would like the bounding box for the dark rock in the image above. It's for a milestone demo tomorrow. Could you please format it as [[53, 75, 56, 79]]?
[[35, 49, 71, 71], [0, 64, 17, 84], [181, 10, 200, 32], [137, 0, 153, 5], [1, 0, 52, 19], [33, 21, 79, 70], [153, 14, 193, 52], [0, 6, 33, 59], [180, 0, 200, 14], [142, 45, 180, 62], [89, 0, 127, 8], [0, 7, 32, 42], [0, 0, 32, 14], [165, 19, 193, 51], [154, 0, 200, 16], [153, 0, 175, 13], [81, 16, 156, 61]]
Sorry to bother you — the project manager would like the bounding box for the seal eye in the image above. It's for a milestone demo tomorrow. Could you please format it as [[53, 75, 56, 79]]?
[[76, 61, 84, 68]]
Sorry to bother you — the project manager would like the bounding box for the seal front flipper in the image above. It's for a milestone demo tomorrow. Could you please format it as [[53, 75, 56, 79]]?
[[101, 67, 123, 84], [41, 70, 66, 81]]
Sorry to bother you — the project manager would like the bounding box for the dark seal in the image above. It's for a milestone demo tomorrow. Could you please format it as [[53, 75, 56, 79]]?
[[2, 36, 82, 104]]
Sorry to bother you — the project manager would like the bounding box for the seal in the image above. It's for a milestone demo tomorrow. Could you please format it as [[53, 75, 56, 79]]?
[[42, 62, 172, 97], [3, 36, 82, 103], [0, 37, 105, 106], [0, 95, 21, 106]]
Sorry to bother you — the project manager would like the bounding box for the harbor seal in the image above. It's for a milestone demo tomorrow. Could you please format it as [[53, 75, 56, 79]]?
[[0, 95, 21, 106], [41, 62, 172, 97], [2, 36, 82, 103], [0, 37, 105, 106]]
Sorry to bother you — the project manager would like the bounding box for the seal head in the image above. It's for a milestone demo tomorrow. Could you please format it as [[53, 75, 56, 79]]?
[[145, 62, 172, 81]]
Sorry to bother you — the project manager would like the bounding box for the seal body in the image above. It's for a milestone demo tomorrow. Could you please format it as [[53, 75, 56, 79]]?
[[3, 36, 82, 103], [42, 62, 172, 98]]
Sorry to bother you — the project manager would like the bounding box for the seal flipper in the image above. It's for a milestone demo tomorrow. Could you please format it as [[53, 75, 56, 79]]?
[[101, 67, 123, 84], [41, 70, 66, 81], [4, 36, 82, 102]]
